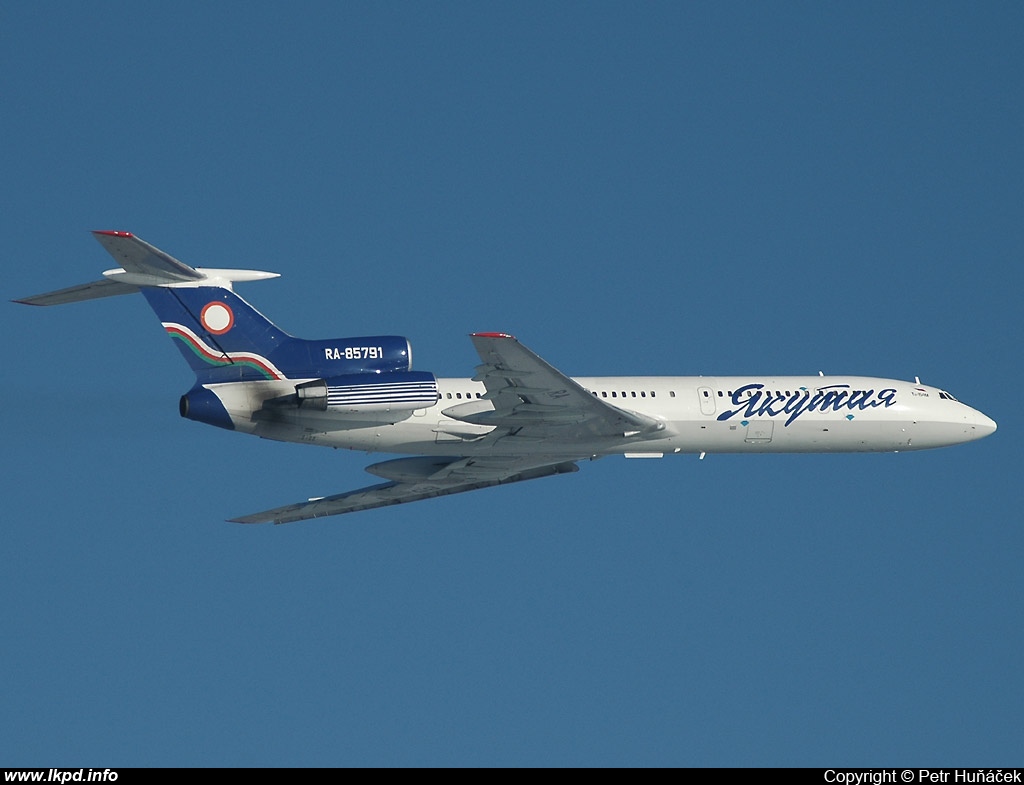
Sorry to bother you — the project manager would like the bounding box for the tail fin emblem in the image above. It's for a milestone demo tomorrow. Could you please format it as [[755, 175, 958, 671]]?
[[200, 302, 234, 334]]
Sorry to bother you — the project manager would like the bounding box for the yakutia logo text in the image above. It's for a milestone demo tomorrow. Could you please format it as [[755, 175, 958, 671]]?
[[717, 383, 897, 427]]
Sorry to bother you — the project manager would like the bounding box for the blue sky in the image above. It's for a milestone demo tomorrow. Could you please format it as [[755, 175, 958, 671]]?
[[3, 2, 1021, 766]]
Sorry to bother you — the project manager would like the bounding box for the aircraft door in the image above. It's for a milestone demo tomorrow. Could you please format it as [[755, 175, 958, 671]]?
[[697, 386, 716, 415], [745, 421, 774, 444]]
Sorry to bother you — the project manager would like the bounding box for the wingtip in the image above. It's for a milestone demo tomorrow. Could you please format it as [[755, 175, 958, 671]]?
[[472, 332, 516, 339], [92, 230, 134, 238], [227, 513, 279, 524]]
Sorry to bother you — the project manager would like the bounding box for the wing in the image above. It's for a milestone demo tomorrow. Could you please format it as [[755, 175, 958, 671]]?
[[232, 333, 663, 524], [229, 455, 580, 524], [442, 332, 667, 441]]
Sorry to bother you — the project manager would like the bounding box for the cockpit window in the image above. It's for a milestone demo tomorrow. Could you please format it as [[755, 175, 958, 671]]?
[[938, 390, 959, 402]]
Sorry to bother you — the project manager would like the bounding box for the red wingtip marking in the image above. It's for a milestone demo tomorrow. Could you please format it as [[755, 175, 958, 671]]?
[[472, 332, 516, 339], [92, 230, 134, 237]]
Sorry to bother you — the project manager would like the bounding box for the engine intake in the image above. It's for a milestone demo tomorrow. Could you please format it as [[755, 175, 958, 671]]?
[[295, 379, 329, 410], [179, 386, 235, 430]]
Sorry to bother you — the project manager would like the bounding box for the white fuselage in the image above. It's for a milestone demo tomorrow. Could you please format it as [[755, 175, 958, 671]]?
[[212, 375, 997, 457]]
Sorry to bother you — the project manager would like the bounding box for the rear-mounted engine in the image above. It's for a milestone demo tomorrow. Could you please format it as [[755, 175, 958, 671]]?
[[294, 371, 439, 414], [179, 386, 235, 430]]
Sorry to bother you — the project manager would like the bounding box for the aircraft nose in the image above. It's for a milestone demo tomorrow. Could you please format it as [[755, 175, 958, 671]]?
[[967, 409, 997, 441]]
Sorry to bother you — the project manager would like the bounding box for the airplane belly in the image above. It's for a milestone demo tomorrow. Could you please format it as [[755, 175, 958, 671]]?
[[666, 417, 919, 454], [767, 419, 914, 452]]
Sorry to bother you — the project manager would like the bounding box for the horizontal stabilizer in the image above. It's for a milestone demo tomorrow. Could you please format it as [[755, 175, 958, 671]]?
[[93, 230, 205, 282], [13, 231, 280, 306], [13, 277, 139, 306]]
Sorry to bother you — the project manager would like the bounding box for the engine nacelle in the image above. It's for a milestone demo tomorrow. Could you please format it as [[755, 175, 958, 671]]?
[[365, 456, 462, 482], [295, 371, 439, 415]]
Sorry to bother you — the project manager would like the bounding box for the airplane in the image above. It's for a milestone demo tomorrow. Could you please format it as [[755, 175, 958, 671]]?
[[15, 231, 997, 524]]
